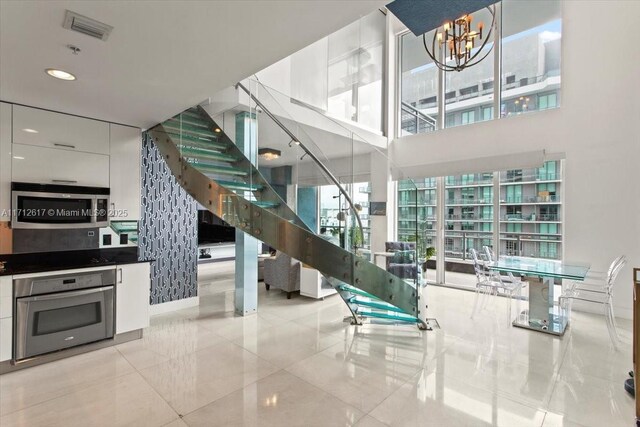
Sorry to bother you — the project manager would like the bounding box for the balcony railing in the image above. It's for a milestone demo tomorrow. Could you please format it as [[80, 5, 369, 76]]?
[[500, 195, 559, 204], [502, 214, 560, 222], [445, 177, 493, 187], [500, 173, 559, 183], [400, 101, 437, 135], [446, 198, 492, 205], [444, 214, 493, 221]]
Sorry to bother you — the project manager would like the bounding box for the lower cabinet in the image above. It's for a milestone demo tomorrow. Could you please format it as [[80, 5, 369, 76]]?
[[115, 262, 150, 334], [0, 275, 12, 362], [0, 318, 11, 362]]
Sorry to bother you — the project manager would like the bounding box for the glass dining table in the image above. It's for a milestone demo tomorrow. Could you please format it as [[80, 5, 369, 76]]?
[[487, 256, 590, 335]]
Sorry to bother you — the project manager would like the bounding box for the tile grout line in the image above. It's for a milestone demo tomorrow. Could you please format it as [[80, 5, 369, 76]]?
[[0, 348, 138, 418]]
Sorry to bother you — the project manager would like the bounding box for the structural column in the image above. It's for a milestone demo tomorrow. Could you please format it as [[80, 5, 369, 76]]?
[[234, 111, 258, 316]]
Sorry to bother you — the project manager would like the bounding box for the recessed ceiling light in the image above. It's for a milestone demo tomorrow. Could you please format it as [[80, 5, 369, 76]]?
[[45, 68, 76, 81], [22, 128, 39, 133], [214, 128, 222, 133], [13, 156, 25, 160]]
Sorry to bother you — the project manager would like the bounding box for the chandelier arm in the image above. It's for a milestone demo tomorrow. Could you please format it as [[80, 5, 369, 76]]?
[[464, 6, 496, 67], [422, 33, 440, 64], [464, 43, 494, 68], [465, 28, 494, 63]]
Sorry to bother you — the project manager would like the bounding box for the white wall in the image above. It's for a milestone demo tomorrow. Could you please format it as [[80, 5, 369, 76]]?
[[389, 1, 640, 318]]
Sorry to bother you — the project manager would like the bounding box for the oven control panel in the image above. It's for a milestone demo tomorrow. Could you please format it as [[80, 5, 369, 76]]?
[[14, 269, 117, 298]]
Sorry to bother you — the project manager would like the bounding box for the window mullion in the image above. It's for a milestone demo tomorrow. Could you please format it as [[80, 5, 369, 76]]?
[[493, 1, 502, 120]]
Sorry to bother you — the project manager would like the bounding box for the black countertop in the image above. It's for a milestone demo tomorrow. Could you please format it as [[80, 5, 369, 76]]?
[[0, 247, 152, 276]]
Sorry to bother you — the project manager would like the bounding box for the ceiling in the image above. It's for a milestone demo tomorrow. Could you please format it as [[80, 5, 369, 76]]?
[[0, 0, 385, 129]]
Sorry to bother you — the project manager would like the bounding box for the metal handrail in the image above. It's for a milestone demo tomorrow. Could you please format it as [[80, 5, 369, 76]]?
[[401, 101, 437, 127], [236, 81, 365, 249]]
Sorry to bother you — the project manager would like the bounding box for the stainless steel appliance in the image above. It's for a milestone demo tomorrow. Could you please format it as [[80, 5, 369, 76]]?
[[13, 268, 115, 360], [11, 182, 110, 229]]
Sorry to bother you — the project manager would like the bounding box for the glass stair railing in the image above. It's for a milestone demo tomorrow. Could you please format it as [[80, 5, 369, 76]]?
[[149, 97, 427, 330], [240, 78, 427, 329]]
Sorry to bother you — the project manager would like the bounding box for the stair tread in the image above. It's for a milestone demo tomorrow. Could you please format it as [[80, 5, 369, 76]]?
[[163, 121, 217, 138], [349, 297, 407, 314], [189, 161, 248, 176], [169, 115, 209, 129], [175, 138, 227, 152], [356, 309, 419, 322], [216, 180, 263, 191], [252, 200, 280, 208], [181, 147, 237, 162]]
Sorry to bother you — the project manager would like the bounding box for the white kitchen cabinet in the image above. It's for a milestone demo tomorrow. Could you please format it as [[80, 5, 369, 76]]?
[[0, 276, 11, 319], [13, 105, 109, 155], [0, 275, 12, 362], [12, 143, 109, 188], [115, 262, 150, 334], [0, 318, 11, 362], [109, 124, 141, 221], [0, 102, 11, 221]]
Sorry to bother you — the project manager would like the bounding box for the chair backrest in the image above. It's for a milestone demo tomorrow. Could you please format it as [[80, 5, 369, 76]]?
[[482, 246, 495, 263], [606, 257, 627, 293], [469, 248, 487, 282], [607, 255, 626, 276]]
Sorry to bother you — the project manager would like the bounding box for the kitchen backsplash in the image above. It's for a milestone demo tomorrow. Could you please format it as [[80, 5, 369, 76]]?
[[13, 228, 99, 254]]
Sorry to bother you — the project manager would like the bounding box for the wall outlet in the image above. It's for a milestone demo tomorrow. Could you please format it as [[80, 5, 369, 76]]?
[[87, 231, 95, 237]]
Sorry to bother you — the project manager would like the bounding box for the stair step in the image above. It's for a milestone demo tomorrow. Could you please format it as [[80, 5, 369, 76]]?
[[252, 200, 280, 209], [163, 121, 217, 138], [174, 137, 227, 152], [169, 114, 209, 129], [349, 297, 408, 315], [337, 284, 377, 299], [216, 180, 264, 192], [188, 161, 248, 176], [181, 146, 237, 162], [356, 309, 419, 323]]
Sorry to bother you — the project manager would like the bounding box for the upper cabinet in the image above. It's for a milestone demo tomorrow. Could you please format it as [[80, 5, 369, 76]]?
[[13, 105, 109, 155], [0, 103, 11, 221], [12, 144, 110, 188], [110, 124, 141, 221]]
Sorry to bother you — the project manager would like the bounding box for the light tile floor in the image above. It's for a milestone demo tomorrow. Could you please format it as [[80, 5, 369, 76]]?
[[0, 261, 635, 427]]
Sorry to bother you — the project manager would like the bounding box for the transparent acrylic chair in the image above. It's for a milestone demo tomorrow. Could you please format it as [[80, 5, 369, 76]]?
[[482, 246, 525, 286], [560, 255, 626, 348], [470, 248, 523, 326]]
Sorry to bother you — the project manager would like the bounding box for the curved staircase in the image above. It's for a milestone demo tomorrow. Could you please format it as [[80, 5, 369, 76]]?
[[148, 101, 427, 330]]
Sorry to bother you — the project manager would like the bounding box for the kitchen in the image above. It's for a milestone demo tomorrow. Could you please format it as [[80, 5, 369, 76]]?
[[0, 102, 151, 372]]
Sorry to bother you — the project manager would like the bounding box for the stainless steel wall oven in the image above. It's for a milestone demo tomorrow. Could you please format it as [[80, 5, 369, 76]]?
[[13, 268, 115, 360]]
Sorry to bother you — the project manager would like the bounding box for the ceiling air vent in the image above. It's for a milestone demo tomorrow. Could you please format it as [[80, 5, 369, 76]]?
[[63, 10, 113, 41]]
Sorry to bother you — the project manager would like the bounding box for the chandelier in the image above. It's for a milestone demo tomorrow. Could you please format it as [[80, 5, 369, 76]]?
[[423, 6, 496, 72]]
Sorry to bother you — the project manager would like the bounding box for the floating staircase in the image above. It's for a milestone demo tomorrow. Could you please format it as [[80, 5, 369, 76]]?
[[149, 102, 427, 329]]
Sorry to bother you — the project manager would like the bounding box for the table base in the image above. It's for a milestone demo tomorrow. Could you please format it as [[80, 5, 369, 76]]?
[[512, 314, 568, 336]]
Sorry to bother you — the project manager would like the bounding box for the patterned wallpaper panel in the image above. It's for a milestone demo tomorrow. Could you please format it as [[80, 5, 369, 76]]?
[[139, 133, 197, 304]]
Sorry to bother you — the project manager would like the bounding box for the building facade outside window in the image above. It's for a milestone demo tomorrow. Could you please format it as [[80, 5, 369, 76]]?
[[397, 160, 564, 288], [399, 0, 561, 136]]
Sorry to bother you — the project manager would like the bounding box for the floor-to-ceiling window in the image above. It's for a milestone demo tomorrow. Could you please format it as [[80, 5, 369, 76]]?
[[396, 160, 564, 289], [399, 0, 561, 136]]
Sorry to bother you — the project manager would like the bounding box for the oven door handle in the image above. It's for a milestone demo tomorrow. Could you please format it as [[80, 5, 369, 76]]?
[[18, 286, 113, 302]]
